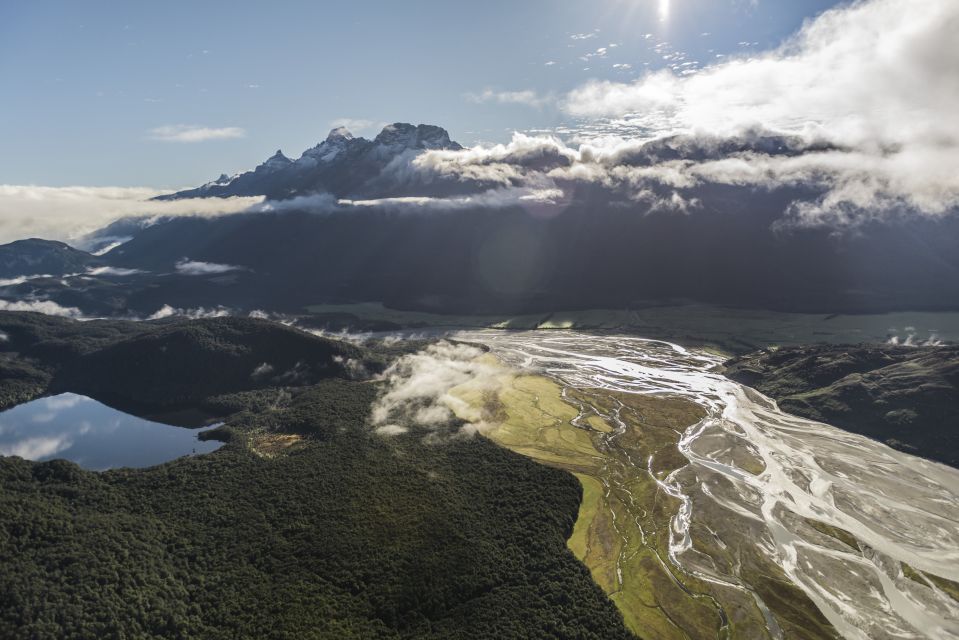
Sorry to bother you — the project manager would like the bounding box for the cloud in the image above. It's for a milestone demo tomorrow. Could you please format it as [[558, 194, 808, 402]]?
[[0, 434, 73, 460], [466, 89, 554, 109], [370, 341, 511, 438], [0, 185, 261, 245], [329, 118, 381, 136], [248, 192, 338, 214], [554, 0, 959, 223], [147, 304, 232, 320], [0, 299, 83, 317], [0, 274, 59, 287], [89, 237, 133, 255], [86, 266, 145, 277], [148, 124, 246, 143], [340, 186, 567, 212], [379, 0, 958, 227], [43, 394, 88, 411], [174, 258, 244, 275]]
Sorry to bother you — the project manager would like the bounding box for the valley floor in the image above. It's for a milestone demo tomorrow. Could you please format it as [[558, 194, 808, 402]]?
[[453, 331, 959, 640]]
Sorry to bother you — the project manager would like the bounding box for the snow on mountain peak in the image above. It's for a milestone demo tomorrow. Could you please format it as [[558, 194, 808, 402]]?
[[326, 126, 354, 142], [256, 149, 293, 173], [297, 128, 363, 167], [373, 123, 462, 152]]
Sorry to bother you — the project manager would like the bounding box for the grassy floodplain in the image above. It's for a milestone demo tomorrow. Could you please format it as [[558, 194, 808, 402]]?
[[450, 357, 837, 640]]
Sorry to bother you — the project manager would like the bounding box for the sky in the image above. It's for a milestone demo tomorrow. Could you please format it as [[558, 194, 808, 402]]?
[[1, 0, 957, 246], [0, 0, 844, 188]]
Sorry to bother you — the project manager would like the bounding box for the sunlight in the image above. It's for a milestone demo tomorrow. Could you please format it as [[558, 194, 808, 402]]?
[[659, 0, 670, 22]]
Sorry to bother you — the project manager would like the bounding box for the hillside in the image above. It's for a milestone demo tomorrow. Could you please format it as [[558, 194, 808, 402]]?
[[725, 344, 959, 467], [0, 239, 102, 278], [0, 312, 365, 412]]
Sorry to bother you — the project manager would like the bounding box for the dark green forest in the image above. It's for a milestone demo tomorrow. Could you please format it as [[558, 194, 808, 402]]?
[[0, 312, 635, 639]]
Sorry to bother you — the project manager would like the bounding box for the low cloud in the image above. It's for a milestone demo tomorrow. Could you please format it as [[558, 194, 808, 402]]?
[[249, 192, 338, 214], [148, 124, 246, 143], [0, 274, 61, 287], [0, 185, 261, 245], [0, 299, 83, 317], [147, 304, 232, 320], [399, 122, 959, 226], [340, 186, 567, 212], [371, 341, 511, 438], [87, 266, 145, 277], [174, 258, 244, 276]]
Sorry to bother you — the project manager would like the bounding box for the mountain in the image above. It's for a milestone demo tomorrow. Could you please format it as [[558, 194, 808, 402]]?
[[90, 189, 959, 316], [155, 122, 464, 201], [725, 344, 959, 467], [4, 121, 959, 317], [0, 238, 102, 278]]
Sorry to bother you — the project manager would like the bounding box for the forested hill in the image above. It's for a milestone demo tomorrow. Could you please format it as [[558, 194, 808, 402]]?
[[0, 312, 367, 412], [0, 311, 636, 639]]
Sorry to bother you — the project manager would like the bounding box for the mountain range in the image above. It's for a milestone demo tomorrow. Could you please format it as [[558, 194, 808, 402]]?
[[2, 121, 959, 318], [155, 123, 464, 201]]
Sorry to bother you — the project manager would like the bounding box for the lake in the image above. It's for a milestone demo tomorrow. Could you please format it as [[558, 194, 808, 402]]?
[[0, 393, 222, 470]]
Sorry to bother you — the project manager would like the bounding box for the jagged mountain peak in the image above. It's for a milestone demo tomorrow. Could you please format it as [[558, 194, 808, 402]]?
[[297, 127, 367, 166], [256, 149, 293, 173], [373, 123, 462, 151], [155, 121, 465, 201], [326, 126, 355, 142]]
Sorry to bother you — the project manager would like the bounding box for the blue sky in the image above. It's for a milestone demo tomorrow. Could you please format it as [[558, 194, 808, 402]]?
[[1, 0, 844, 187]]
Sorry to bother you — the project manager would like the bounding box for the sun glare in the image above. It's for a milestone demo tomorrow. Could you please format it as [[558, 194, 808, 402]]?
[[659, 0, 670, 21]]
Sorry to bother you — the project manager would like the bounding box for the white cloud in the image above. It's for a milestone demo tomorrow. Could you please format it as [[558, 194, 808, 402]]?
[[43, 394, 88, 411], [86, 266, 145, 277], [147, 304, 232, 320], [466, 89, 554, 109], [0, 185, 262, 245], [0, 274, 59, 287], [0, 434, 72, 460], [340, 186, 567, 213], [371, 341, 512, 438], [149, 124, 245, 143], [564, 0, 959, 148], [329, 118, 381, 136], [397, 0, 959, 226], [249, 192, 338, 214], [174, 258, 244, 276], [0, 299, 83, 317]]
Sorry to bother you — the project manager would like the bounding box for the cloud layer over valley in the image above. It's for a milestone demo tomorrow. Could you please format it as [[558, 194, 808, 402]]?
[[0, 185, 262, 245]]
